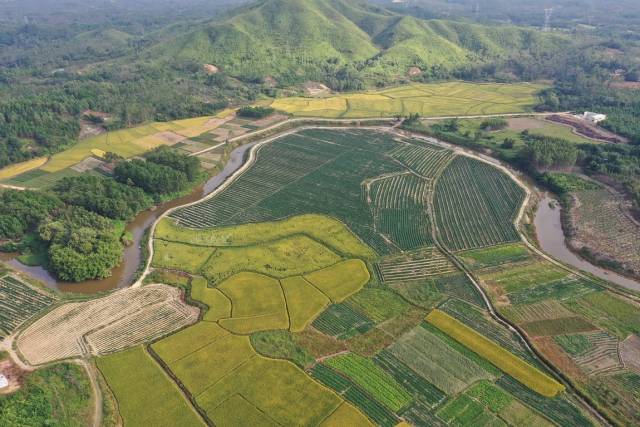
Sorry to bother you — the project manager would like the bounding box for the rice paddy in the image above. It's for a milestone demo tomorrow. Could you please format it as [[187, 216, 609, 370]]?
[[270, 82, 545, 118]]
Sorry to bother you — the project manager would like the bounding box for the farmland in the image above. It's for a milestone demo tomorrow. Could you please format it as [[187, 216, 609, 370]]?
[[0, 274, 55, 339], [270, 82, 544, 118], [434, 156, 525, 251], [14, 127, 611, 426], [16, 285, 198, 365]]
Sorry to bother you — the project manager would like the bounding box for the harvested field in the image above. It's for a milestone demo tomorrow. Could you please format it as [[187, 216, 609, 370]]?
[[377, 248, 455, 284], [434, 156, 525, 251], [569, 189, 640, 277], [427, 310, 564, 397], [17, 285, 198, 365], [0, 274, 55, 339], [97, 346, 204, 427]]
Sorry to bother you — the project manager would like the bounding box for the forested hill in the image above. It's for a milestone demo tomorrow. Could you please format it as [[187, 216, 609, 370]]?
[[144, 0, 567, 84]]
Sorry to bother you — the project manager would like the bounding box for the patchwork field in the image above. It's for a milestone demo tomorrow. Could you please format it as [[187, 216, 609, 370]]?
[[270, 82, 545, 118], [16, 285, 198, 365], [84, 128, 607, 426]]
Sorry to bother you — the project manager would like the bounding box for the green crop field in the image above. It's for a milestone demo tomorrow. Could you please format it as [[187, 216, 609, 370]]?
[[325, 353, 413, 412], [312, 303, 375, 340], [427, 310, 565, 397], [434, 156, 525, 251], [458, 244, 531, 270], [270, 82, 545, 118], [563, 291, 640, 339], [97, 346, 205, 427], [0, 274, 55, 339]]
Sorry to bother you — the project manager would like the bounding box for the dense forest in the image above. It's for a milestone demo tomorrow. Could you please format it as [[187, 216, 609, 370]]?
[[0, 147, 201, 281]]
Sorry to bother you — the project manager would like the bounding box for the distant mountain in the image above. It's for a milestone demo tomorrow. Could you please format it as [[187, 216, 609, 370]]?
[[144, 0, 567, 83]]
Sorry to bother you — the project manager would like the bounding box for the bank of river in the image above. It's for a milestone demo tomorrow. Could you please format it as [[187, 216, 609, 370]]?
[[534, 194, 640, 292], [0, 142, 258, 294]]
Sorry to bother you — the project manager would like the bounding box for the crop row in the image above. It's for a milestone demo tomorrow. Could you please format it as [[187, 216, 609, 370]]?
[[312, 303, 375, 340], [369, 173, 434, 250], [389, 143, 455, 178], [434, 156, 524, 251], [378, 248, 455, 283], [0, 275, 54, 338]]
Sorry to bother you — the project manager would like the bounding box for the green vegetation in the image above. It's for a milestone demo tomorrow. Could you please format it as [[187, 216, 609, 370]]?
[[250, 330, 314, 368], [563, 291, 640, 339], [434, 156, 524, 251], [97, 346, 204, 427], [346, 288, 410, 323], [554, 334, 594, 356], [310, 364, 399, 427], [0, 363, 93, 427], [427, 310, 565, 397], [312, 303, 375, 340], [436, 393, 505, 426], [389, 323, 495, 394], [325, 353, 413, 412], [521, 317, 596, 337], [0, 274, 54, 339], [39, 207, 123, 281], [0, 190, 62, 240], [458, 244, 531, 269], [466, 381, 513, 413], [238, 106, 275, 118], [52, 175, 153, 221]]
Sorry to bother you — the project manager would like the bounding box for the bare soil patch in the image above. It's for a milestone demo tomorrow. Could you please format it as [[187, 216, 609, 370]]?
[[532, 336, 585, 380], [17, 285, 198, 365], [407, 66, 422, 77], [546, 114, 628, 144], [507, 117, 546, 131], [620, 334, 640, 374], [71, 157, 105, 173], [611, 81, 640, 90], [154, 131, 186, 145], [0, 358, 25, 394], [304, 81, 330, 97], [203, 64, 219, 74]]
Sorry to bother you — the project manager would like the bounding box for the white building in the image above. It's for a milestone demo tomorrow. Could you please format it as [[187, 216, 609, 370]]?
[[583, 112, 607, 124], [0, 374, 8, 389]]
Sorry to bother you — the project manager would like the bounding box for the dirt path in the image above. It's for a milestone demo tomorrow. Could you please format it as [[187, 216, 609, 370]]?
[[0, 183, 26, 191], [79, 359, 103, 427]]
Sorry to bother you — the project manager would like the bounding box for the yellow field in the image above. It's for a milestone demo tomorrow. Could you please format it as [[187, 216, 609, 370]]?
[[0, 157, 48, 180], [304, 259, 371, 302], [270, 82, 546, 118], [156, 214, 376, 260], [426, 310, 565, 397], [190, 277, 231, 322], [281, 276, 331, 332], [153, 240, 213, 273]]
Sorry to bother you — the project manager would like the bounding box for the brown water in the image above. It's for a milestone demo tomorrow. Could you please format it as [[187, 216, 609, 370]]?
[[0, 142, 258, 294], [534, 194, 640, 292]]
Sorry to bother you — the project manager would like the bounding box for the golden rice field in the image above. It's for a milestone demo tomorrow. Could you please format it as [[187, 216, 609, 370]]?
[[270, 82, 546, 118], [426, 309, 565, 397], [0, 157, 48, 180]]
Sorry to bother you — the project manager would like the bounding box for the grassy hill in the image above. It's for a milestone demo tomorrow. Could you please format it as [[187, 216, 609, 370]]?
[[146, 0, 567, 83]]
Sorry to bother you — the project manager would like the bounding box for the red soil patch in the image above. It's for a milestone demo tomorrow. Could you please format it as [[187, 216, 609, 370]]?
[[532, 336, 585, 380], [0, 359, 25, 394]]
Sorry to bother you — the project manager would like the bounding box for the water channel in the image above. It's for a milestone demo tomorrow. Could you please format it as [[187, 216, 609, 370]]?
[[534, 194, 640, 292], [0, 141, 258, 294]]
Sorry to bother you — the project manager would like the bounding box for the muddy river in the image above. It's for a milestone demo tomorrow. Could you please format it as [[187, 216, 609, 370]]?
[[534, 194, 640, 292], [0, 142, 258, 294]]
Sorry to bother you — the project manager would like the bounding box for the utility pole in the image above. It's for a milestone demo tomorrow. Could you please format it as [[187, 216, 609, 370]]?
[[543, 7, 554, 32]]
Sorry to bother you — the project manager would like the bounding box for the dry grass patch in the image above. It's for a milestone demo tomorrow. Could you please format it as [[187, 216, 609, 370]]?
[[0, 157, 48, 180]]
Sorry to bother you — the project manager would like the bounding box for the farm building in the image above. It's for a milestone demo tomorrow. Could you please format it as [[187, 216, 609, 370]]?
[[0, 374, 8, 389], [583, 112, 607, 124]]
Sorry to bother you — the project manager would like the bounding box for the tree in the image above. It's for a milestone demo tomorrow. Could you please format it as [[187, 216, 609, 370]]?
[[114, 159, 188, 195], [145, 146, 201, 182]]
